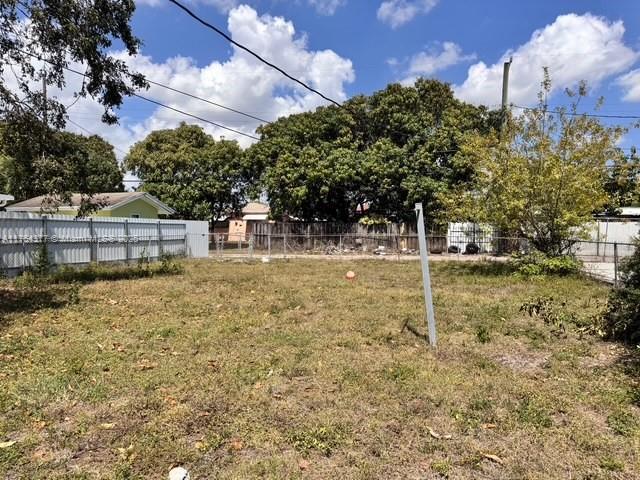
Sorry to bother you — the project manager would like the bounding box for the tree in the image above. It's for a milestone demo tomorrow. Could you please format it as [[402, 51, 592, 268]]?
[[250, 78, 499, 224], [0, 126, 124, 207], [125, 123, 249, 224], [0, 0, 145, 210], [449, 71, 627, 256], [602, 149, 640, 215], [1, 0, 146, 128]]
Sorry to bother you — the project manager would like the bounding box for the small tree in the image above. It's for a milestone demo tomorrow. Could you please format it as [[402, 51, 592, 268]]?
[[450, 70, 627, 256]]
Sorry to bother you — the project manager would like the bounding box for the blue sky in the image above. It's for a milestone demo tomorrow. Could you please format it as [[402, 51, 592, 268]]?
[[56, 0, 640, 154]]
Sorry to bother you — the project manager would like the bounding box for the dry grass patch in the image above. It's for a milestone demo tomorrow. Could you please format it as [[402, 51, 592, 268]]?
[[0, 259, 639, 479]]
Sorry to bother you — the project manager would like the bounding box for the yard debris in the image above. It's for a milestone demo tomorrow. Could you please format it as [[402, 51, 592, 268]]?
[[427, 427, 452, 440], [345, 270, 356, 281], [168, 466, 191, 480], [481, 423, 497, 429], [137, 360, 157, 370], [482, 453, 504, 465], [229, 439, 244, 451], [0, 440, 16, 449], [99, 423, 115, 430]]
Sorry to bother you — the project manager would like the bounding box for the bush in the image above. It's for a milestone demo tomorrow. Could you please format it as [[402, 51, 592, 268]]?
[[600, 239, 640, 344], [510, 251, 582, 277]]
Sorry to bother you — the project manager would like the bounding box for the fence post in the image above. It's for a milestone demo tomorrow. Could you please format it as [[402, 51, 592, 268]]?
[[415, 203, 437, 347], [284, 231, 287, 259], [249, 234, 254, 260], [157, 221, 163, 257], [42, 215, 49, 268], [268, 232, 271, 259], [124, 219, 130, 263], [339, 234, 343, 257], [614, 242, 619, 288], [89, 217, 96, 263], [21, 238, 26, 272]]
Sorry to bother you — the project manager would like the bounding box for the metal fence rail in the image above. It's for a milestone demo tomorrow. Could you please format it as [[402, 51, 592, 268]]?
[[0, 212, 209, 276]]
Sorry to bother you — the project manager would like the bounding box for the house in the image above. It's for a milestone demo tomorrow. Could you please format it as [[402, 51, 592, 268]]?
[[0, 194, 14, 208], [228, 202, 270, 241], [6, 192, 175, 219]]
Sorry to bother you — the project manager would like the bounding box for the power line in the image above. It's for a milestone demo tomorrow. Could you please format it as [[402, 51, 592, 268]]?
[[145, 79, 271, 124], [132, 93, 260, 140], [168, 0, 342, 108], [66, 118, 130, 156], [11, 47, 264, 140], [512, 104, 640, 120]]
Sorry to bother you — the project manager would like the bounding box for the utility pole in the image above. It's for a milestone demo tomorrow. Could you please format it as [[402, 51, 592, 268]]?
[[501, 57, 512, 130], [501, 57, 512, 110]]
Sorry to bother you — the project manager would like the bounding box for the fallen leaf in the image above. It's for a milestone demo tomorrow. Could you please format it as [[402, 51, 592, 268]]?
[[482, 423, 497, 429], [229, 439, 243, 451], [100, 423, 115, 430], [427, 427, 441, 439], [482, 453, 504, 465], [298, 459, 310, 471], [0, 440, 16, 448]]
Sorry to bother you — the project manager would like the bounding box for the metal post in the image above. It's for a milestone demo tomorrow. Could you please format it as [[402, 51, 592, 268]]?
[[284, 231, 287, 259], [614, 242, 619, 288], [249, 234, 254, 260], [124, 219, 130, 263], [157, 221, 163, 257], [268, 232, 271, 259], [415, 203, 437, 347], [89, 217, 96, 263], [339, 234, 343, 257]]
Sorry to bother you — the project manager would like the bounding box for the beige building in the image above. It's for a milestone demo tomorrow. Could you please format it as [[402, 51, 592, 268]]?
[[228, 202, 270, 241]]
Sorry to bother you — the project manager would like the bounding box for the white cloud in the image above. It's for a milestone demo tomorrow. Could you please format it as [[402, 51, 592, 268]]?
[[454, 13, 639, 107], [307, 0, 346, 15], [377, 0, 438, 29], [399, 41, 475, 83], [617, 69, 640, 102], [2, 5, 354, 161]]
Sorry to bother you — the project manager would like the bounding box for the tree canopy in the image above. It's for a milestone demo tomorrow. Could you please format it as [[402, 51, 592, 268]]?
[[447, 72, 628, 255], [0, 126, 124, 207], [249, 78, 501, 224], [0, 0, 146, 129], [125, 123, 249, 223]]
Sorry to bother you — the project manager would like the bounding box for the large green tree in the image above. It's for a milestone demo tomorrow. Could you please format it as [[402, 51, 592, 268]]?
[[0, 0, 146, 209], [1, 0, 146, 128], [0, 126, 124, 206], [448, 72, 628, 255], [249, 78, 500, 224], [125, 123, 249, 223]]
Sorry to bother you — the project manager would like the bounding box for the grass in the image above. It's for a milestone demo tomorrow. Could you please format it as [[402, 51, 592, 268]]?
[[0, 259, 639, 479]]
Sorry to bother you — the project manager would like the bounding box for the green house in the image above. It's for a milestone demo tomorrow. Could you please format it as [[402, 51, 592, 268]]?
[[6, 192, 175, 219]]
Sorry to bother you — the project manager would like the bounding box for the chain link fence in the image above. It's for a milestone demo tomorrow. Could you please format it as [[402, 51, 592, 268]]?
[[208, 230, 636, 285]]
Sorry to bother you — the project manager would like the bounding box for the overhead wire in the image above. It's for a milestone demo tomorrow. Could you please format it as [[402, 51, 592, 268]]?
[[168, 0, 343, 108]]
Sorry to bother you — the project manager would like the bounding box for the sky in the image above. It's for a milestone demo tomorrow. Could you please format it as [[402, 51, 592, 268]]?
[[37, 0, 640, 171]]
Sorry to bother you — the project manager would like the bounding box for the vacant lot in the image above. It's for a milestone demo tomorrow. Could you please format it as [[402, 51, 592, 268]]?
[[0, 260, 638, 479]]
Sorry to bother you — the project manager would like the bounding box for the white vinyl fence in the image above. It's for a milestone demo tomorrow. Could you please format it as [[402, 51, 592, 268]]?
[[0, 212, 208, 276]]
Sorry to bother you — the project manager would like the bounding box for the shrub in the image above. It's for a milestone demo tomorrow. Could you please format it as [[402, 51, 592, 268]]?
[[600, 238, 640, 344], [510, 251, 582, 277]]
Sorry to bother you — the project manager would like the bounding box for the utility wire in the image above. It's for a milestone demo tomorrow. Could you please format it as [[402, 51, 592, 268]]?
[[513, 104, 640, 120], [11, 47, 264, 140], [145, 78, 271, 124], [168, 0, 342, 108], [132, 93, 260, 140]]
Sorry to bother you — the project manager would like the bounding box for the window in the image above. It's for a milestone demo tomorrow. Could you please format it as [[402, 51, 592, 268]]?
[[131, 214, 140, 218]]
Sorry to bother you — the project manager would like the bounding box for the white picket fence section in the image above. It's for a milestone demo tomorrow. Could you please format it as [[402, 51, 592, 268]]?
[[0, 212, 208, 275]]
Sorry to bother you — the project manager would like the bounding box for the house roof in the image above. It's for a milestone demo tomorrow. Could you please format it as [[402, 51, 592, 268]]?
[[6, 192, 175, 215], [242, 202, 270, 215]]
